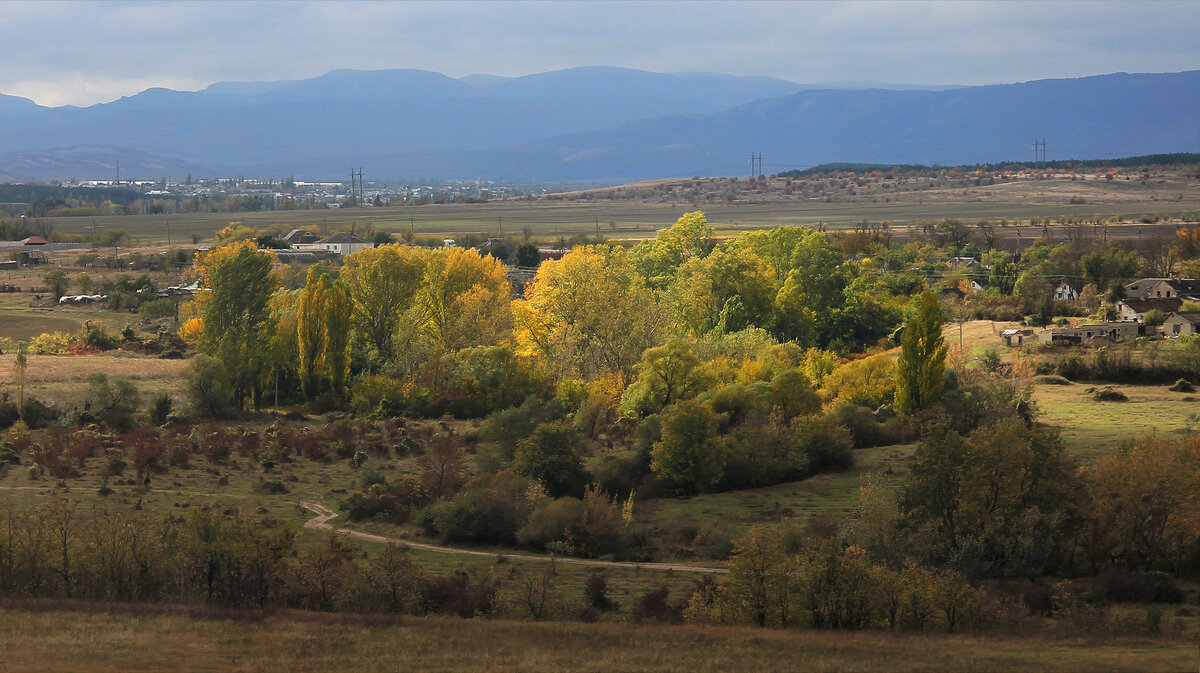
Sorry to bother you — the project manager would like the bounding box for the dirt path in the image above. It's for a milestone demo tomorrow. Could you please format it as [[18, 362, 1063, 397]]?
[[300, 501, 728, 575]]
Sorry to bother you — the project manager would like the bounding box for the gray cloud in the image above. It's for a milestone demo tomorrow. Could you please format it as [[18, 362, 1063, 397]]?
[[2, 0, 1197, 106]]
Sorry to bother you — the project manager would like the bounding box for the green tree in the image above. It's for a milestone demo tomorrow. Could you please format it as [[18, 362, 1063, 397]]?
[[620, 339, 712, 415], [43, 269, 69, 301], [512, 421, 586, 498], [324, 279, 352, 396], [894, 292, 947, 415], [514, 242, 541, 268], [198, 241, 278, 410], [296, 265, 329, 398], [340, 244, 427, 360], [650, 399, 726, 495]]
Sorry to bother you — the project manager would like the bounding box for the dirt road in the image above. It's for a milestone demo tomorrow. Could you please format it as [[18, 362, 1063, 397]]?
[[300, 501, 728, 575]]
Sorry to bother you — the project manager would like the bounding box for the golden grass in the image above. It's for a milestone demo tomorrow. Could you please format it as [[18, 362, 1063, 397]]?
[[0, 352, 191, 402], [0, 601, 1191, 673]]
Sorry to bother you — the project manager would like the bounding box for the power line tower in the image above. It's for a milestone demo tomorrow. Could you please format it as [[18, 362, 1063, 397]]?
[[1032, 138, 1047, 170], [349, 167, 365, 206], [749, 153, 763, 179]]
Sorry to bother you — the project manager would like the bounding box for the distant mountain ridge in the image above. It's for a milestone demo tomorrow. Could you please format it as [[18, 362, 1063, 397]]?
[[0, 67, 1195, 182]]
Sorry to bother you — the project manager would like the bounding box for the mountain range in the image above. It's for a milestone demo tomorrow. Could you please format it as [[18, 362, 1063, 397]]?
[[0, 67, 1195, 182]]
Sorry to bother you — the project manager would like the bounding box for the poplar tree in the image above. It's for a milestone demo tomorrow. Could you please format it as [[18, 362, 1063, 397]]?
[[297, 266, 329, 399], [894, 291, 947, 415]]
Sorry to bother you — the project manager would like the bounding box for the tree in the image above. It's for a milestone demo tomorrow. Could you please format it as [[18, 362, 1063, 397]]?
[[43, 269, 69, 301], [512, 421, 586, 498], [900, 419, 1079, 578], [340, 244, 427, 360], [515, 242, 541, 268], [620, 339, 712, 416], [296, 266, 329, 398], [514, 245, 663, 380], [414, 247, 511, 382], [196, 241, 278, 410], [324, 279, 352, 395], [723, 525, 796, 627], [650, 399, 726, 495], [665, 246, 777, 336], [894, 291, 947, 415], [632, 211, 715, 288]]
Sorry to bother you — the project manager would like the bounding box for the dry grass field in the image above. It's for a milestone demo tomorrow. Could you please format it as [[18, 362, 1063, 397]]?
[[0, 352, 191, 402], [0, 601, 1193, 673], [29, 169, 1200, 246]]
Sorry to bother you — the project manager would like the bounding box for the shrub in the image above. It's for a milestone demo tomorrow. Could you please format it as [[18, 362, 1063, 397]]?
[[512, 421, 586, 497], [30, 331, 73, 355], [138, 298, 178, 321], [147, 393, 172, 426], [349, 375, 410, 418], [1091, 386, 1128, 402], [792, 416, 854, 474], [1168, 378, 1195, 393]]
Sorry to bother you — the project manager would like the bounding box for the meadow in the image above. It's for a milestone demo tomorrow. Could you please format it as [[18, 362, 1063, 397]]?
[[0, 601, 1192, 673]]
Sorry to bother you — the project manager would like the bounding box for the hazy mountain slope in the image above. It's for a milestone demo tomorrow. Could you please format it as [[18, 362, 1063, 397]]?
[[0, 69, 1194, 181]]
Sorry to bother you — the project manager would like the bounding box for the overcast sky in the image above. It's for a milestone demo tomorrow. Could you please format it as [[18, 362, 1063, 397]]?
[[3, 0, 1197, 107]]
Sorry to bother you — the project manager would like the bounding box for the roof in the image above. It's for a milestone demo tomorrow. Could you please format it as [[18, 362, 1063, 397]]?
[[21, 236, 48, 245], [1119, 297, 1182, 314], [317, 232, 371, 245], [273, 251, 319, 264], [1166, 311, 1200, 325], [283, 229, 319, 244]]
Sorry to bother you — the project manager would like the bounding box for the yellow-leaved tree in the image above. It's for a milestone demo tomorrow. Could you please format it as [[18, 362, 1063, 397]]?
[[514, 244, 662, 381]]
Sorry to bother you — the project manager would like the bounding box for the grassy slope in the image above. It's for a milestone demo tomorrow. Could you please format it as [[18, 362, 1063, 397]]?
[[0, 602, 1192, 673], [1032, 381, 1199, 461]]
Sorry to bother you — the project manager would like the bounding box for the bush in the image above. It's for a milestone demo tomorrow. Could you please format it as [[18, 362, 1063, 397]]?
[[1168, 378, 1195, 393], [512, 421, 587, 497], [349, 375, 410, 418], [1091, 386, 1128, 402], [147, 393, 172, 426], [30, 331, 73, 355], [138, 298, 178, 321], [186, 355, 237, 418], [792, 416, 854, 474]]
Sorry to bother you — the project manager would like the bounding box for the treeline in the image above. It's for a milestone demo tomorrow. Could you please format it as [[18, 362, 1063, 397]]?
[[782, 153, 1200, 177]]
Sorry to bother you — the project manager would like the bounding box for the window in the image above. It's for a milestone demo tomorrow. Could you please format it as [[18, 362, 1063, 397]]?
[[1174, 324, 1181, 335]]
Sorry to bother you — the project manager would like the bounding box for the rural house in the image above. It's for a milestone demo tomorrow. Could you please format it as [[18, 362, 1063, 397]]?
[[1053, 280, 1083, 301], [1161, 311, 1200, 337], [1116, 297, 1182, 321], [1123, 278, 1200, 301], [315, 232, 373, 257], [284, 229, 320, 248]]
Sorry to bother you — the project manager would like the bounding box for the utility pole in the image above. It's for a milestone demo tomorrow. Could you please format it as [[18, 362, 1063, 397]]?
[[165, 216, 171, 246], [116, 160, 120, 185], [749, 153, 763, 179], [410, 214, 415, 234], [1032, 138, 1046, 170]]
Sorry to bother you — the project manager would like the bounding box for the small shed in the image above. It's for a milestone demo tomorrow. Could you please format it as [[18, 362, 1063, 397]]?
[[1001, 328, 1034, 347]]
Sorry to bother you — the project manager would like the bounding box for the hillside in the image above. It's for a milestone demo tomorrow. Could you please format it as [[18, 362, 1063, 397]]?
[[0, 69, 1195, 181]]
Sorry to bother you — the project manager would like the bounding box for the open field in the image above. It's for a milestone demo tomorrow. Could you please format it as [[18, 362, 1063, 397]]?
[[0, 351, 191, 402], [1032, 380, 1199, 461], [33, 183, 1200, 245], [0, 601, 1192, 673]]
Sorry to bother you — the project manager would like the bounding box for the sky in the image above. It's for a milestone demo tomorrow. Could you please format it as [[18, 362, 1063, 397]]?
[[3, 0, 1198, 107]]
